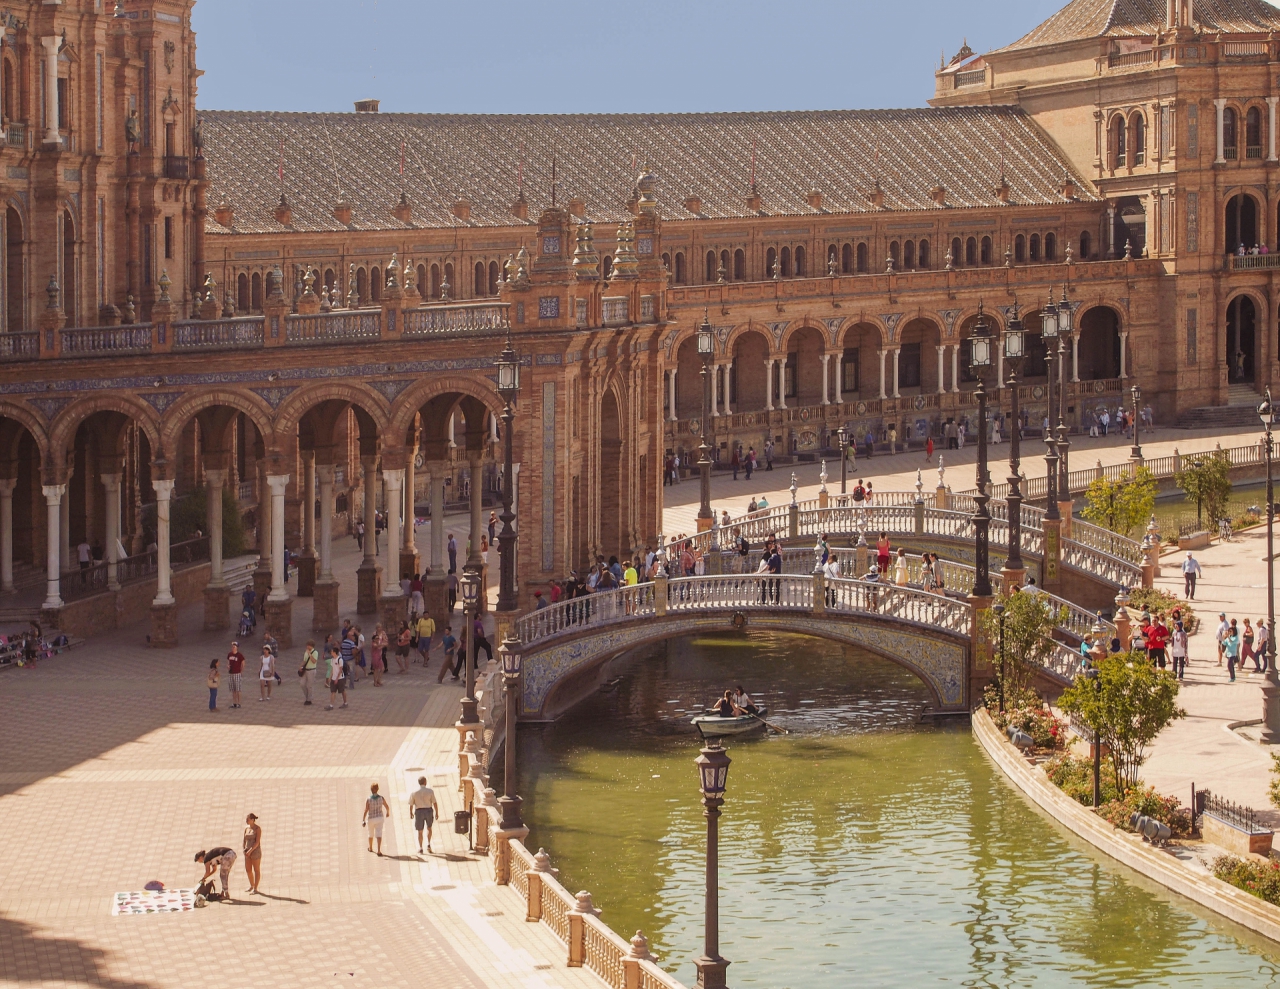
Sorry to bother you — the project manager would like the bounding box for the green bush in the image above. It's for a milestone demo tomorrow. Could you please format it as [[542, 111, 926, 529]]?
[[1099, 784, 1192, 838], [170, 487, 246, 558], [1043, 753, 1121, 806], [1270, 753, 1280, 810], [1127, 586, 1196, 635], [989, 698, 1068, 750], [1213, 855, 1280, 906]]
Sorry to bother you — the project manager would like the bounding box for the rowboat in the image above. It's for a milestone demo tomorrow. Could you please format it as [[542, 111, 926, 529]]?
[[691, 708, 768, 737]]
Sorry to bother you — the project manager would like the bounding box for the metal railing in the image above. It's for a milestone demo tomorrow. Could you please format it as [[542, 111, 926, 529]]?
[[60, 324, 153, 355], [173, 316, 265, 350], [401, 302, 510, 336], [285, 310, 382, 344], [1203, 793, 1271, 835], [954, 68, 986, 87], [58, 536, 210, 602], [0, 331, 38, 360]]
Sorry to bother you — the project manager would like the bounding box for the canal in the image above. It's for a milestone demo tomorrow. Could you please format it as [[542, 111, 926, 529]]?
[[516, 632, 1280, 988]]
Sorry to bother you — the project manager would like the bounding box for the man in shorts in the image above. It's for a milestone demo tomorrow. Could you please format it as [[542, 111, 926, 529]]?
[[225, 642, 246, 708], [408, 777, 439, 853], [438, 626, 458, 683], [415, 613, 435, 665], [363, 782, 388, 855]]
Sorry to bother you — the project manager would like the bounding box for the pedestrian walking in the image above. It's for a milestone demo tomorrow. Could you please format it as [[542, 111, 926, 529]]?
[[363, 783, 389, 856], [1182, 552, 1202, 600], [371, 624, 388, 686], [876, 532, 891, 575], [1224, 619, 1242, 681], [888, 424, 898, 455], [409, 777, 439, 854], [439, 625, 459, 682], [299, 640, 319, 705], [194, 846, 237, 899], [447, 569, 458, 611], [326, 646, 348, 709], [447, 533, 458, 573], [925, 436, 934, 462], [415, 612, 436, 665], [472, 615, 494, 664], [893, 547, 910, 586], [1147, 613, 1169, 669], [1171, 620, 1188, 679], [409, 573, 425, 617], [396, 621, 413, 674], [1215, 612, 1230, 666], [226, 641, 246, 708], [242, 813, 262, 894], [1257, 620, 1271, 673], [1242, 618, 1257, 673], [258, 645, 275, 701], [206, 659, 220, 712]]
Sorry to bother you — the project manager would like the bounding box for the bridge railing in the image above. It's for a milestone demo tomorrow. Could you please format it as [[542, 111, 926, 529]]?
[[1068, 517, 1144, 565], [60, 324, 153, 355], [825, 578, 972, 633], [665, 574, 814, 612], [513, 584, 657, 644]]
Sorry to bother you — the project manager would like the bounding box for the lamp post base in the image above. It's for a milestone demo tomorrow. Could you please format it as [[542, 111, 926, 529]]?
[[1261, 676, 1280, 744], [497, 794, 523, 831], [459, 697, 479, 725], [694, 954, 730, 989]]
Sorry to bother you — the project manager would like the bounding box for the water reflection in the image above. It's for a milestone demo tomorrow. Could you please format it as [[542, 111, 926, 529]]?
[[517, 632, 1280, 988]]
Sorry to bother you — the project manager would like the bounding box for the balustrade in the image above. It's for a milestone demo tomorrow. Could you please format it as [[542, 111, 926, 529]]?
[[401, 302, 510, 336], [285, 310, 381, 343], [173, 316, 265, 350], [60, 324, 153, 355], [0, 331, 38, 360]]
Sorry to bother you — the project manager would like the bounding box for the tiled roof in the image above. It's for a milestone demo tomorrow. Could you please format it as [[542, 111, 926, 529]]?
[[199, 107, 1095, 235], [997, 0, 1280, 53]]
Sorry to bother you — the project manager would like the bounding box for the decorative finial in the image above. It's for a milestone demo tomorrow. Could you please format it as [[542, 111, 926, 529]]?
[[789, 472, 799, 506], [819, 461, 828, 494], [915, 468, 924, 503], [158, 269, 172, 303], [937, 456, 945, 488]]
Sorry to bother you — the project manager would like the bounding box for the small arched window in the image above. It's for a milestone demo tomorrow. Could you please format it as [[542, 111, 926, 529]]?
[[237, 273, 249, 312], [720, 249, 730, 279], [780, 246, 792, 277], [674, 252, 687, 284], [430, 264, 441, 299], [705, 250, 716, 282], [965, 237, 977, 266], [794, 245, 806, 276], [356, 267, 369, 304], [489, 260, 500, 294], [1112, 115, 1127, 167], [474, 261, 486, 297], [951, 237, 963, 266], [1044, 233, 1057, 260], [1224, 107, 1238, 159], [1247, 106, 1263, 157], [918, 239, 930, 268], [766, 246, 778, 278], [250, 272, 263, 310], [416, 264, 426, 296], [889, 241, 901, 266], [1029, 233, 1041, 261], [841, 243, 853, 274], [1133, 114, 1146, 165], [980, 236, 993, 264], [443, 262, 454, 295], [2, 59, 13, 121], [1014, 235, 1026, 262], [734, 248, 746, 280], [903, 240, 916, 269], [602, 256, 613, 279], [856, 242, 868, 273], [1079, 231, 1092, 259], [370, 267, 382, 302]]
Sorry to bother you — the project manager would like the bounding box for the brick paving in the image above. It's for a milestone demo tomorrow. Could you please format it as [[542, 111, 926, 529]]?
[[0, 539, 605, 989]]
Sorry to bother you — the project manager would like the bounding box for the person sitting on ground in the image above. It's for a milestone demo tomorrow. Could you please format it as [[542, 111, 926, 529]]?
[[732, 686, 760, 715]]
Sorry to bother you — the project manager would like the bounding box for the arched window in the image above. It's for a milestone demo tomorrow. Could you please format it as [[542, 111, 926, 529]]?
[[489, 260, 500, 294], [602, 256, 613, 279], [705, 250, 716, 282], [416, 264, 426, 296], [1247, 106, 1263, 157], [980, 236, 993, 264], [1111, 115, 1127, 167], [5, 205, 20, 331], [1044, 233, 1057, 260], [856, 242, 868, 273], [903, 241, 916, 269], [474, 261, 486, 297], [1224, 107, 1238, 159], [674, 252, 686, 284], [951, 237, 963, 266], [780, 246, 792, 277], [889, 241, 900, 267], [1080, 231, 1092, 260], [430, 263, 441, 299], [794, 245, 806, 277], [356, 267, 369, 304], [841, 243, 853, 274], [325, 268, 336, 292], [965, 237, 977, 266], [1225, 193, 1260, 253], [766, 246, 778, 278], [370, 266, 382, 302], [237, 273, 249, 312], [1015, 234, 1026, 262], [720, 249, 730, 280], [251, 271, 262, 310], [443, 262, 454, 296], [1029, 233, 1041, 261], [734, 248, 746, 280], [1132, 114, 1146, 165], [2, 59, 13, 121], [918, 239, 930, 268]]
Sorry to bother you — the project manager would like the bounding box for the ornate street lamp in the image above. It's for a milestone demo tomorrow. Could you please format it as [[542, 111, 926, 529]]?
[[992, 599, 1007, 712], [1004, 307, 1026, 579], [970, 304, 993, 598], [1130, 383, 1143, 462], [697, 311, 715, 531], [459, 568, 481, 725], [836, 426, 848, 495], [694, 741, 732, 989], [1040, 294, 1061, 521], [1056, 286, 1074, 500], [496, 332, 520, 613], [497, 634, 524, 830], [1259, 390, 1280, 742]]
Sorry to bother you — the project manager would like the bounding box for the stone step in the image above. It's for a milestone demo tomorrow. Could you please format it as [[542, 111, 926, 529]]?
[[1173, 404, 1263, 429]]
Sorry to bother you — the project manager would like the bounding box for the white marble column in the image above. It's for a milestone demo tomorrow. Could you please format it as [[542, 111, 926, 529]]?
[[721, 366, 733, 415], [951, 345, 960, 393], [447, 414, 456, 449], [60, 471, 72, 587], [1268, 96, 1278, 162], [317, 464, 335, 581], [0, 478, 15, 593], [1215, 97, 1227, 164], [41, 36, 60, 146], [710, 362, 719, 416], [152, 479, 175, 607], [820, 354, 830, 405], [468, 453, 484, 568], [266, 474, 289, 601], [430, 470, 446, 572], [834, 355, 844, 403], [891, 348, 901, 398], [1071, 335, 1080, 382], [1119, 331, 1129, 378], [403, 451, 416, 558], [205, 469, 226, 587], [996, 342, 1005, 389], [668, 369, 678, 421], [383, 468, 404, 591], [765, 359, 775, 410], [936, 345, 947, 394], [102, 473, 121, 591], [777, 362, 788, 409], [361, 456, 378, 567], [877, 349, 887, 400], [301, 453, 316, 560], [42, 484, 65, 609]]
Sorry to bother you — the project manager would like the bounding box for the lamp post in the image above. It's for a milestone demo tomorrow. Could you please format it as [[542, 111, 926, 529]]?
[[1056, 287, 1074, 500], [697, 311, 715, 531], [496, 332, 520, 613], [1041, 294, 1061, 521], [459, 568, 481, 725], [694, 741, 731, 989], [1259, 389, 1280, 742], [993, 600, 1007, 712], [970, 304, 993, 598], [1004, 307, 1026, 577], [837, 426, 848, 495], [1130, 383, 1143, 463], [497, 634, 524, 830]]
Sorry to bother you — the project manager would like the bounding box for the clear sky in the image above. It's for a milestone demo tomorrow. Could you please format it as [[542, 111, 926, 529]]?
[[192, 0, 1072, 114]]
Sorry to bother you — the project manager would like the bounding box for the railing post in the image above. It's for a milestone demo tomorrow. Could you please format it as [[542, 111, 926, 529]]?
[[707, 548, 722, 575], [623, 932, 654, 989], [914, 499, 925, 535], [1041, 516, 1062, 591], [567, 891, 600, 967], [38, 301, 65, 358], [526, 847, 557, 921], [812, 570, 826, 614], [789, 503, 800, 539], [654, 574, 668, 616], [263, 277, 289, 347]]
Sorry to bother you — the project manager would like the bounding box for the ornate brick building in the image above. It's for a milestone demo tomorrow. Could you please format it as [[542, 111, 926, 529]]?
[[0, 0, 1276, 645]]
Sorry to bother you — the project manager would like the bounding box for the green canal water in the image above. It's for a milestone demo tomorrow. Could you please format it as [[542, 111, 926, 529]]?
[[516, 632, 1280, 988]]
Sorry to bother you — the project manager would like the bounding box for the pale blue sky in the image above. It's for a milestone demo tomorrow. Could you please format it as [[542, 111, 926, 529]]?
[[192, 0, 1071, 114]]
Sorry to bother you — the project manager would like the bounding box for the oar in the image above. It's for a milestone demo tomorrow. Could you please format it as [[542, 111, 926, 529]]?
[[750, 713, 788, 735]]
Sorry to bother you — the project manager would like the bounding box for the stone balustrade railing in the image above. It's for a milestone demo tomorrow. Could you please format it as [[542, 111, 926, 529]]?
[[173, 316, 266, 351], [285, 310, 382, 344], [401, 301, 510, 335], [0, 331, 38, 360], [60, 324, 153, 355]]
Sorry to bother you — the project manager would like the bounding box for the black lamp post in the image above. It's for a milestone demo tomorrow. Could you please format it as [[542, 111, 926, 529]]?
[[697, 311, 715, 531], [993, 600, 1007, 712], [497, 634, 524, 830], [459, 568, 481, 725], [1259, 389, 1280, 742], [694, 741, 731, 989], [496, 332, 520, 613], [1004, 307, 1026, 577], [1056, 287, 1074, 501], [1130, 383, 1143, 462], [970, 304, 993, 598], [1041, 294, 1061, 521], [837, 426, 848, 495]]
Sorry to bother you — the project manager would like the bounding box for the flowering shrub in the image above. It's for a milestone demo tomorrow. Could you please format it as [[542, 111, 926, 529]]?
[[1043, 753, 1120, 806], [1213, 856, 1280, 907], [1098, 784, 1192, 838], [988, 697, 1068, 751]]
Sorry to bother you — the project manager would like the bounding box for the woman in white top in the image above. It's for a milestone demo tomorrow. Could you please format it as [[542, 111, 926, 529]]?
[[258, 647, 275, 701], [921, 553, 937, 593], [893, 548, 910, 587]]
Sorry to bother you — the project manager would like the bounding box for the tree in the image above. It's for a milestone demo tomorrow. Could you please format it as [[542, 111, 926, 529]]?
[[1175, 453, 1232, 529], [1080, 467, 1156, 537], [980, 590, 1067, 707], [1058, 652, 1184, 794]]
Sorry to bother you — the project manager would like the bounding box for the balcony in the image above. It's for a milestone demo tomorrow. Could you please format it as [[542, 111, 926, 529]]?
[[1226, 253, 1280, 271], [1108, 49, 1153, 69], [954, 68, 986, 88], [165, 156, 189, 180]]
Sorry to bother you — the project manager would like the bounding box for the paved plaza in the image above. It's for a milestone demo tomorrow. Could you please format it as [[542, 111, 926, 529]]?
[[0, 537, 606, 989]]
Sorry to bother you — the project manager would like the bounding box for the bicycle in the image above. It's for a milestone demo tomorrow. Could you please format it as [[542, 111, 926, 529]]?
[[1219, 518, 1234, 543]]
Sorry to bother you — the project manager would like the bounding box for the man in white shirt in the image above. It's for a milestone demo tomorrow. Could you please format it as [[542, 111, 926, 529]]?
[[1216, 612, 1231, 667], [1255, 620, 1270, 674], [408, 777, 440, 854], [1181, 552, 1203, 600], [76, 540, 92, 570]]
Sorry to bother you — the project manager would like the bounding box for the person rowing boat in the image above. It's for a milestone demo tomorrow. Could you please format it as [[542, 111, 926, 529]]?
[[732, 686, 759, 715], [711, 689, 744, 717]]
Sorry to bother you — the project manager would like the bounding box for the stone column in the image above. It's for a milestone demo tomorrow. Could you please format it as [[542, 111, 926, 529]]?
[[102, 473, 121, 592], [403, 449, 419, 580], [380, 468, 407, 628], [820, 354, 830, 405], [356, 455, 382, 614], [264, 474, 293, 649], [202, 468, 229, 630], [253, 462, 271, 611], [765, 359, 775, 410], [709, 363, 719, 416], [834, 354, 844, 404], [936, 345, 946, 394], [996, 342, 1004, 390], [721, 366, 732, 415], [42, 484, 65, 612], [668, 369, 678, 421], [1071, 335, 1080, 382], [296, 451, 316, 596], [468, 454, 484, 570], [951, 345, 960, 393], [1214, 97, 1227, 164], [0, 478, 13, 593], [60, 472, 71, 590], [150, 478, 178, 647], [1269, 96, 1279, 163], [40, 36, 60, 146], [891, 348, 901, 398], [1119, 331, 1129, 378], [877, 349, 887, 399], [424, 466, 449, 620], [313, 463, 340, 633]]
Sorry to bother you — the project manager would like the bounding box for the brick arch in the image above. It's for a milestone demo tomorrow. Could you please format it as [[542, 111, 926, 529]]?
[[48, 394, 161, 464], [158, 388, 276, 454], [837, 318, 889, 350], [273, 380, 391, 441], [388, 374, 502, 444], [778, 317, 829, 354], [0, 402, 48, 463], [721, 320, 776, 356], [955, 306, 1004, 339]]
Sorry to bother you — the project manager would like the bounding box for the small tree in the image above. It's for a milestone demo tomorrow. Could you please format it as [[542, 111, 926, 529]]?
[[1058, 652, 1184, 794], [980, 590, 1066, 707], [1175, 453, 1232, 529], [1080, 467, 1156, 537]]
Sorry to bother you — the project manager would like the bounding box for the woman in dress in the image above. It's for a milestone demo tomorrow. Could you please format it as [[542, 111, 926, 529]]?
[[893, 547, 910, 587], [396, 621, 413, 674], [258, 645, 275, 701], [370, 624, 388, 686], [242, 813, 262, 895], [409, 573, 425, 617], [876, 532, 891, 575]]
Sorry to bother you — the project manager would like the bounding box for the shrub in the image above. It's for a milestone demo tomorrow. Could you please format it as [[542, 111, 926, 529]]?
[[1176, 455, 1232, 530], [1043, 753, 1121, 806], [1270, 753, 1280, 810], [1127, 586, 1196, 635], [1082, 468, 1156, 537], [1213, 855, 1280, 907], [979, 591, 1067, 707], [170, 487, 246, 558], [1099, 784, 1192, 838], [989, 700, 1068, 750]]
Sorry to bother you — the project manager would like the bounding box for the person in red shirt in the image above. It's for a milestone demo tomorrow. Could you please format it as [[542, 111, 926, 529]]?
[[1146, 615, 1170, 670], [226, 642, 246, 708]]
